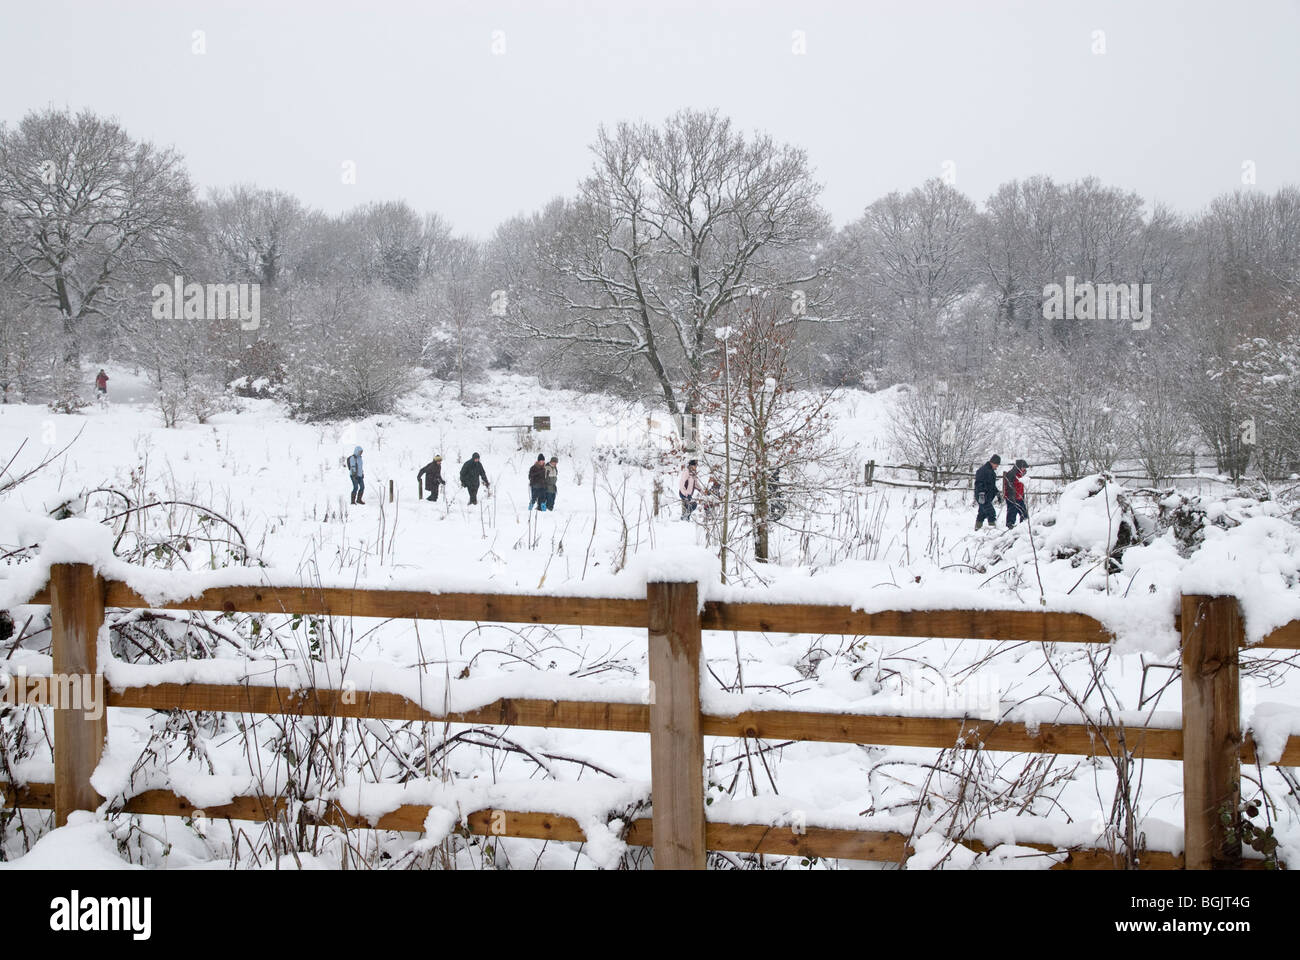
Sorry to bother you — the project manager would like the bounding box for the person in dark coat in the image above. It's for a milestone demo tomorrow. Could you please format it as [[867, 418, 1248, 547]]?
[[417, 455, 445, 502], [973, 454, 1001, 530], [1004, 459, 1029, 528], [527, 454, 547, 511], [544, 457, 559, 511], [460, 453, 490, 505]]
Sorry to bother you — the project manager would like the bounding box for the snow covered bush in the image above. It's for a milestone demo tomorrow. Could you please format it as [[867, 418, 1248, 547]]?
[[46, 357, 90, 414], [1130, 374, 1192, 485], [1027, 372, 1130, 478], [227, 339, 288, 398], [282, 292, 418, 421], [889, 378, 992, 477], [1240, 335, 1300, 477]]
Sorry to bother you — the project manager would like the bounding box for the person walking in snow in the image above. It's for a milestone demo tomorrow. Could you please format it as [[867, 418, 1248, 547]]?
[[460, 452, 490, 505], [544, 456, 559, 511], [679, 460, 701, 520], [417, 455, 445, 502], [527, 454, 547, 511], [348, 445, 365, 505], [1004, 459, 1030, 529], [94, 369, 109, 398], [973, 454, 1002, 530]]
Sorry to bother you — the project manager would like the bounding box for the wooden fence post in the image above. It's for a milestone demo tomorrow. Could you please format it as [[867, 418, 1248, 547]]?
[[647, 580, 706, 869], [1180, 594, 1242, 869], [50, 562, 108, 827]]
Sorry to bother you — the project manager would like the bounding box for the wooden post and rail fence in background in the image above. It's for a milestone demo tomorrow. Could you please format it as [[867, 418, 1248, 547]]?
[[861, 453, 1287, 489], [3, 563, 1298, 869]]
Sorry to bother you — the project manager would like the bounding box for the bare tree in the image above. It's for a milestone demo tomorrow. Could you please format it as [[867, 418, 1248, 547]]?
[[890, 378, 992, 479], [0, 108, 197, 365], [415, 235, 493, 399], [699, 298, 841, 570], [1131, 372, 1192, 484], [1026, 360, 1131, 478], [841, 178, 978, 379], [344, 201, 425, 293], [513, 109, 829, 414], [975, 176, 1069, 334]]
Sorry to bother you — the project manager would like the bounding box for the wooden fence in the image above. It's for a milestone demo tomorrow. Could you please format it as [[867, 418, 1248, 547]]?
[[3, 562, 1299, 869], [864, 455, 1296, 488]]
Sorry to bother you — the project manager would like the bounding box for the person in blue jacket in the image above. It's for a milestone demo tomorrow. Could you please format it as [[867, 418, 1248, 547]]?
[[348, 445, 365, 505], [973, 454, 1001, 529]]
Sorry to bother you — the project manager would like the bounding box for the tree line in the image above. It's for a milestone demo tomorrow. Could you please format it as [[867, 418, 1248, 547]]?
[[0, 106, 1296, 474]]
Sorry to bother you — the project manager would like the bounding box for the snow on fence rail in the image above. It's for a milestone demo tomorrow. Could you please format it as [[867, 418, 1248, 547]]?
[[4, 562, 1299, 869]]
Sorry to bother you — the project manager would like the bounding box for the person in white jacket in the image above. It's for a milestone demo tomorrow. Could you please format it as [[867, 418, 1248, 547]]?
[[679, 459, 700, 519]]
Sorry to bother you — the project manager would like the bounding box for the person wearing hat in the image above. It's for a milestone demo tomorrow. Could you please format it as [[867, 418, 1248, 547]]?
[[417, 455, 445, 502], [973, 454, 1002, 530], [544, 456, 559, 511], [527, 454, 548, 511], [460, 452, 490, 505], [1004, 459, 1030, 529]]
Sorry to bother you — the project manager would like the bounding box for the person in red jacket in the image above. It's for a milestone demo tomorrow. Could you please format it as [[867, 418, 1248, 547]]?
[[94, 369, 108, 396], [1004, 459, 1029, 528]]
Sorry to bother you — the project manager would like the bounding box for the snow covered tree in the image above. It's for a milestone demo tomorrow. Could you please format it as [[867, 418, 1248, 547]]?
[[513, 110, 829, 415], [282, 284, 417, 420], [1026, 362, 1131, 478], [411, 235, 495, 397], [699, 297, 841, 571], [347, 201, 425, 293], [1130, 368, 1192, 484], [890, 378, 992, 479], [0, 108, 196, 367], [839, 179, 978, 380], [1237, 335, 1300, 477]]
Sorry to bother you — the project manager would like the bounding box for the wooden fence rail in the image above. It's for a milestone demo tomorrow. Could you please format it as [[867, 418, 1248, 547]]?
[[4, 563, 1299, 869], [864, 453, 1298, 487]]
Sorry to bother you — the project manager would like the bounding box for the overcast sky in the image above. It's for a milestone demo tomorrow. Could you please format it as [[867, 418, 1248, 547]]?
[[2, 0, 1297, 238]]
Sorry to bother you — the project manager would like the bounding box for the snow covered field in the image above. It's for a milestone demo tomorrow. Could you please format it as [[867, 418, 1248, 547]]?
[[1, 369, 1298, 869]]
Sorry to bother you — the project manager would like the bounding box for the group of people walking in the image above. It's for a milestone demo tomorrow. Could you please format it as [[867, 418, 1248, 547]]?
[[346, 447, 494, 506], [527, 455, 560, 511], [348, 444, 1030, 531], [973, 454, 1030, 530], [346, 447, 562, 511], [412, 452, 492, 505]]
